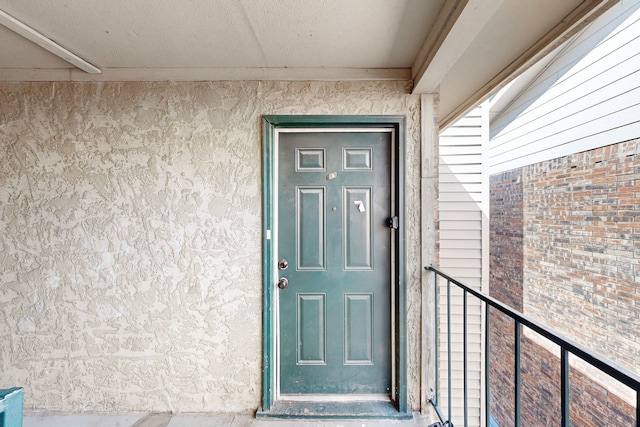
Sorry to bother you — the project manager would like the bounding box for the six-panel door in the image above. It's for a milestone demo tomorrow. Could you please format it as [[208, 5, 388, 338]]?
[[277, 131, 392, 395]]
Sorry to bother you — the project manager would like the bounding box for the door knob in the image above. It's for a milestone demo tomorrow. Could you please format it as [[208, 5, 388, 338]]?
[[277, 277, 289, 290], [278, 259, 289, 270]]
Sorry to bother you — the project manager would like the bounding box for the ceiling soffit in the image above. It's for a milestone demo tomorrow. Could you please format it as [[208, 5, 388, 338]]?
[[0, 0, 619, 126]]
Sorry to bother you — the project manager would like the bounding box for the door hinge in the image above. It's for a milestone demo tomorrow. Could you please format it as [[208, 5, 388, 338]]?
[[387, 216, 399, 229]]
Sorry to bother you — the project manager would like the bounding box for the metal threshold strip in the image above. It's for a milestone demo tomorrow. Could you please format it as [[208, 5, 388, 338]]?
[[256, 399, 412, 419], [280, 393, 390, 402]]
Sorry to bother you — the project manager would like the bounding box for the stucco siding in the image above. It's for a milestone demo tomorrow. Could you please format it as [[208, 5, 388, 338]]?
[[0, 81, 423, 413], [490, 0, 640, 174]]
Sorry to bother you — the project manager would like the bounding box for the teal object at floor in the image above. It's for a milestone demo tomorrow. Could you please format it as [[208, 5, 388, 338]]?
[[0, 388, 23, 427]]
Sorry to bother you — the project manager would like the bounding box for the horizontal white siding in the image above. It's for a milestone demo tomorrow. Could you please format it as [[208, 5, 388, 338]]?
[[490, 0, 640, 173], [438, 105, 488, 427]]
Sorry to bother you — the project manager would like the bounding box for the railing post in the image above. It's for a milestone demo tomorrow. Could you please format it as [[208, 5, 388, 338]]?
[[485, 302, 491, 427], [447, 279, 452, 424], [515, 320, 521, 427], [464, 290, 469, 427], [434, 269, 439, 407], [636, 390, 639, 427], [561, 348, 570, 427]]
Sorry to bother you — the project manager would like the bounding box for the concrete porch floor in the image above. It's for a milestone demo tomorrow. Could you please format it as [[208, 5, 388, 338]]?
[[24, 411, 435, 427]]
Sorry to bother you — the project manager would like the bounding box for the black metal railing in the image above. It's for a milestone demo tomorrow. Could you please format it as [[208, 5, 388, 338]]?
[[426, 265, 640, 427]]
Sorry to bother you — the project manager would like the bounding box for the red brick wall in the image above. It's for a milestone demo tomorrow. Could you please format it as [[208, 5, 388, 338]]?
[[490, 169, 523, 427], [490, 170, 524, 311], [489, 139, 639, 426], [519, 332, 634, 427], [524, 141, 640, 371]]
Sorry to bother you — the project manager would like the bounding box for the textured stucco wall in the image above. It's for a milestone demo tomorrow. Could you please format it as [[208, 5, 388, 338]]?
[[0, 81, 423, 413]]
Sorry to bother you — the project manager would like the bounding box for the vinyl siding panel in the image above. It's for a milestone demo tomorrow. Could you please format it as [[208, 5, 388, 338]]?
[[439, 210, 483, 221], [490, 1, 640, 173], [440, 239, 482, 250], [438, 105, 489, 427], [439, 201, 485, 212], [440, 258, 483, 269], [440, 173, 482, 183], [492, 3, 640, 134], [440, 248, 483, 259], [439, 220, 482, 230]]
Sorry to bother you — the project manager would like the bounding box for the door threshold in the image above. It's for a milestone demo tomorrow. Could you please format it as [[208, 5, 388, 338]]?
[[280, 393, 390, 402], [256, 400, 412, 420]]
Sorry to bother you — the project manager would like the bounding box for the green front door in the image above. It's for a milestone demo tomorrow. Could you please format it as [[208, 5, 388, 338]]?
[[277, 130, 392, 396]]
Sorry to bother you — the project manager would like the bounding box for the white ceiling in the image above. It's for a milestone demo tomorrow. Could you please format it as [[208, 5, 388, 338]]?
[[0, 0, 617, 127]]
